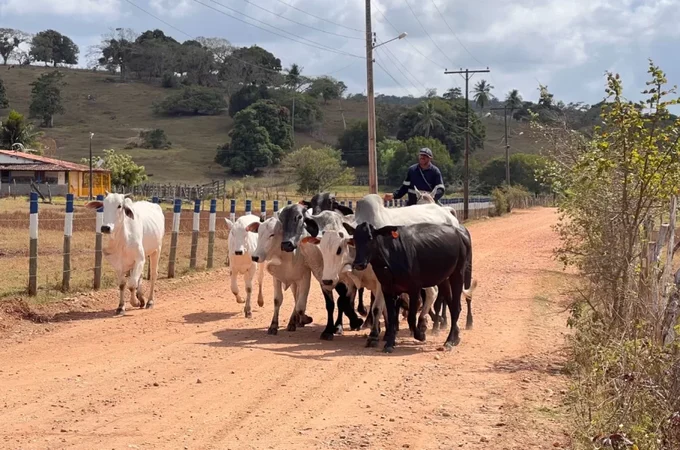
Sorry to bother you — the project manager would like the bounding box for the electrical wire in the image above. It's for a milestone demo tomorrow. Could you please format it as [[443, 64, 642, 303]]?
[[402, 0, 456, 68], [428, 0, 484, 66], [270, 0, 365, 33]]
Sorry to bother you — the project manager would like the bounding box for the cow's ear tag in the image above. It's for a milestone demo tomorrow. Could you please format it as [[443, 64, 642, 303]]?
[[391, 231, 399, 239]]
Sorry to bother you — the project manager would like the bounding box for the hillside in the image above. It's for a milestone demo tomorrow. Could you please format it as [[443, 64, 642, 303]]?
[[0, 65, 540, 184]]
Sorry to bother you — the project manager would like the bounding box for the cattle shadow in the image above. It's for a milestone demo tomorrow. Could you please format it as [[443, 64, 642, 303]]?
[[202, 325, 428, 361], [183, 311, 238, 324], [45, 308, 131, 323]]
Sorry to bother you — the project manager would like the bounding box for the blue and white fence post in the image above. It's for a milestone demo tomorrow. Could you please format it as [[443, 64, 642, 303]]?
[[260, 199, 266, 222], [190, 198, 200, 269], [348, 200, 353, 211], [28, 192, 38, 296], [93, 194, 104, 290], [146, 196, 160, 280], [207, 198, 217, 269], [273, 200, 279, 219], [61, 194, 74, 292], [245, 199, 252, 215], [230, 199, 236, 223], [167, 198, 181, 278], [287, 200, 292, 206]]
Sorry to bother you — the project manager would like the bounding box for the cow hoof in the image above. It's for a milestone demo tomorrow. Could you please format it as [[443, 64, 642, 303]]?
[[335, 325, 344, 335], [350, 318, 364, 331], [299, 314, 313, 325], [320, 332, 334, 341], [145, 301, 154, 309], [286, 322, 297, 332], [383, 345, 395, 354], [115, 307, 125, 316], [366, 338, 379, 348], [444, 339, 461, 351], [235, 297, 245, 304], [358, 305, 368, 317], [257, 296, 264, 307], [465, 321, 473, 330], [245, 310, 252, 319], [414, 329, 426, 342], [267, 326, 278, 335], [138, 299, 146, 308]]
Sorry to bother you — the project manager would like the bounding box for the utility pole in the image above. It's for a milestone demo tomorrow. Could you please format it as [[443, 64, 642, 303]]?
[[444, 67, 490, 220], [88, 132, 94, 200], [365, 0, 377, 195], [490, 106, 510, 186]]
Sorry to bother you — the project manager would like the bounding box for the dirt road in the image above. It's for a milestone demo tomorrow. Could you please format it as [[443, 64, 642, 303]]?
[[0, 208, 571, 450]]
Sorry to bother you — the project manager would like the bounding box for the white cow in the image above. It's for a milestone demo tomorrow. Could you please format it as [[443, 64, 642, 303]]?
[[85, 192, 165, 315], [248, 217, 314, 335], [225, 215, 266, 318]]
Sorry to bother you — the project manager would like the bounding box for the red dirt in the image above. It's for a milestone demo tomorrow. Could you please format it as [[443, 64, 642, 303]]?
[[0, 207, 572, 449]]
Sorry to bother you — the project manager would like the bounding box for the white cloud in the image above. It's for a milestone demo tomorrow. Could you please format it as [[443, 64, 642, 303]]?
[[0, 0, 120, 17], [149, 0, 192, 18]]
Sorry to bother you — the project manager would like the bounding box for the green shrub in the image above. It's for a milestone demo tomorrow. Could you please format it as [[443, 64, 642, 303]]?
[[503, 185, 532, 212], [490, 187, 507, 216], [139, 128, 171, 149], [153, 86, 226, 116]]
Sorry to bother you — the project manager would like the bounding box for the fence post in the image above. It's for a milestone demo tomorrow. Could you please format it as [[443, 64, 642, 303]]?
[[168, 198, 181, 278], [190, 198, 200, 269], [230, 199, 236, 222], [207, 198, 217, 269], [62, 193, 74, 292], [349, 200, 353, 210], [93, 194, 104, 290], [287, 200, 292, 206], [28, 192, 38, 296], [245, 199, 252, 215], [273, 200, 279, 219], [260, 199, 266, 221]]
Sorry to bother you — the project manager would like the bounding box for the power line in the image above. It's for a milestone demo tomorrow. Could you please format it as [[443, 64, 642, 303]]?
[[122, 0, 357, 76], [374, 56, 413, 97], [428, 0, 484, 66], [271, 0, 365, 33], [234, 0, 363, 40], [372, 4, 446, 72], [190, 0, 364, 59], [402, 0, 456, 68], [375, 46, 421, 96], [381, 44, 428, 94]]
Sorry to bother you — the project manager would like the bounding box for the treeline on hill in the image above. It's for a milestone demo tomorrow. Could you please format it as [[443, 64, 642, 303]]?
[[1, 26, 614, 193]]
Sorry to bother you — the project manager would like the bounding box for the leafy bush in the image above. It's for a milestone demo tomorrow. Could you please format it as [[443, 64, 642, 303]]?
[[478, 153, 549, 194], [337, 120, 386, 166], [228, 84, 269, 117], [0, 77, 8, 108], [161, 72, 177, 88], [82, 149, 147, 187], [282, 146, 354, 194], [153, 86, 226, 116], [385, 136, 454, 186], [503, 185, 532, 211], [140, 128, 171, 149], [0, 110, 40, 148], [490, 187, 507, 216]]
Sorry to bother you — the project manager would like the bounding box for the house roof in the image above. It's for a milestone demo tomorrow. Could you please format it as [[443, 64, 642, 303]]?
[[0, 149, 110, 172]]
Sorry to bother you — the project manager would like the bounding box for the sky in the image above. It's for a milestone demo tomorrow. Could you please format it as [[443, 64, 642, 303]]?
[[2, 0, 680, 107]]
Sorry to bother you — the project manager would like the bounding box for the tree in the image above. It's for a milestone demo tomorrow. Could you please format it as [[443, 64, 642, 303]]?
[[96, 32, 136, 80], [385, 136, 454, 185], [306, 76, 347, 103], [196, 36, 233, 64], [177, 41, 216, 86], [537, 84, 554, 108], [0, 77, 8, 108], [376, 138, 401, 180], [478, 153, 549, 194], [30, 30, 79, 67], [0, 28, 31, 65], [220, 45, 282, 87], [282, 146, 355, 194], [473, 79, 494, 109], [83, 149, 147, 187], [0, 110, 40, 148], [397, 97, 485, 161], [443, 87, 462, 100], [29, 70, 65, 127], [247, 100, 293, 155], [228, 84, 269, 117], [153, 86, 226, 116], [337, 120, 386, 166], [505, 89, 523, 112], [413, 100, 444, 137], [214, 108, 282, 174], [273, 91, 323, 131]]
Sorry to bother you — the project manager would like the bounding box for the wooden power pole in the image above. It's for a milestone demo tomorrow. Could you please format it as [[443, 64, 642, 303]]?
[[490, 106, 510, 186], [365, 0, 378, 195], [444, 68, 490, 220]]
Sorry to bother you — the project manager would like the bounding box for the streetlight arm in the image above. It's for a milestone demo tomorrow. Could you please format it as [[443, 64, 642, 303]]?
[[373, 32, 407, 49]]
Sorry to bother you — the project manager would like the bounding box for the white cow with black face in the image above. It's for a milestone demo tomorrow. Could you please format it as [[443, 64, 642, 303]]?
[[224, 214, 266, 318], [85, 192, 165, 315]]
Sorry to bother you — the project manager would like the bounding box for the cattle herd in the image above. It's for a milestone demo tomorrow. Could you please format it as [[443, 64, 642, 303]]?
[[85, 189, 477, 354]]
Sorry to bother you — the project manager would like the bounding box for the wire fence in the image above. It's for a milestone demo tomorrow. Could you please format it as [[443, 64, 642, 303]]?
[[0, 193, 552, 299]]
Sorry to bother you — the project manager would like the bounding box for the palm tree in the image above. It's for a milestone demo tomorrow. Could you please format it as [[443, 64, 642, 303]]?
[[413, 100, 444, 138], [505, 89, 523, 112], [285, 63, 303, 139], [473, 79, 494, 110]]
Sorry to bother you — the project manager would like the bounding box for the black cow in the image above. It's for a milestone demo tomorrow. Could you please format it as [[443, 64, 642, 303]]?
[[300, 192, 354, 216], [343, 221, 469, 353], [279, 204, 364, 340]]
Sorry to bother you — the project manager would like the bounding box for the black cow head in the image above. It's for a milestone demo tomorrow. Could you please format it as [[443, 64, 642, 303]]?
[[342, 222, 399, 271]]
